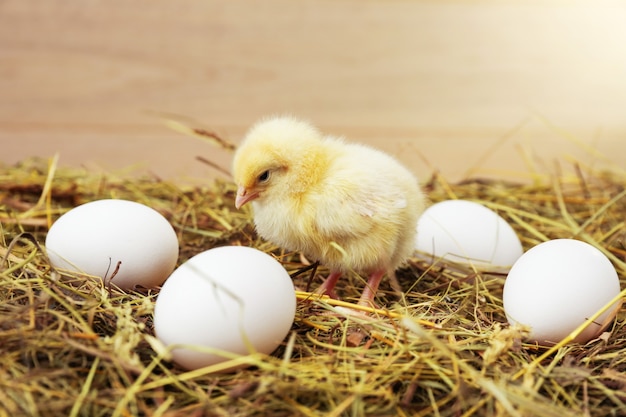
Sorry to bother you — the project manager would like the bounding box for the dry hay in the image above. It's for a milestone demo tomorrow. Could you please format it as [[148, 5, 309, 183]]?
[[0, 155, 625, 417]]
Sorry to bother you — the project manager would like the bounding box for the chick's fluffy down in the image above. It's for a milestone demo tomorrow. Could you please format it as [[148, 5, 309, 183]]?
[[232, 116, 425, 275]]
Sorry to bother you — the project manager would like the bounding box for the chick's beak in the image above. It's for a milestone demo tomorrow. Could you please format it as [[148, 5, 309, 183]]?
[[235, 185, 259, 209]]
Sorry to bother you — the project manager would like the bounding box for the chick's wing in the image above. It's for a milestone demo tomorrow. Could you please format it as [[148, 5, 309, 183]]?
[[310, 169, 408, 242]]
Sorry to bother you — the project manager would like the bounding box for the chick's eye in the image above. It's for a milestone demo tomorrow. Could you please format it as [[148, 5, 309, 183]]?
[[257, 170, 270, 183]]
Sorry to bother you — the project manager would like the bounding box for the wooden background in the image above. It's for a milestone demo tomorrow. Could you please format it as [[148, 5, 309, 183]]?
[[1, 0, 625, 184]]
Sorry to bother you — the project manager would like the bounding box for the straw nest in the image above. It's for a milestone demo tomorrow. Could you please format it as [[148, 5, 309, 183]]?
[[0, 154, 624, 417]]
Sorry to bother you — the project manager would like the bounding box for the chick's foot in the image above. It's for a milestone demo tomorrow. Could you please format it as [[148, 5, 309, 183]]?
[[314, 270, 342, 299], [357, 269, 386, 308]]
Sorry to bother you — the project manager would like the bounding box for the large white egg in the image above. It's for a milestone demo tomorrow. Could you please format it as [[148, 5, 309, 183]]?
[[153, 246, 296, 371], [503, 239, 621, 345], [415, 200, 523, 267], [45, 199, 179, 290]]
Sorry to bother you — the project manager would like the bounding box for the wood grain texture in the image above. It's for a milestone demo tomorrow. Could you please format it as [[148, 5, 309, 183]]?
[[1, 0, 624, 183]]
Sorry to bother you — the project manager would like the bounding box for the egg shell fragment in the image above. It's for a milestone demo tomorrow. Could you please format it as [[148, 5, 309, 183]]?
[[153, 246, 296, 371], [45, 199, 179, 290], [415, 199, 523, 267], [503, 239, 621, 345]]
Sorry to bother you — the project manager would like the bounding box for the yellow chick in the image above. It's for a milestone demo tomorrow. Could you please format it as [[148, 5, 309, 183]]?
[[232, 116, 425, 307]]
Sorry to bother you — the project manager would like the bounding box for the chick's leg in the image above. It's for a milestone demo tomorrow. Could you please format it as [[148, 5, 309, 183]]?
[[358, 269, 386, 307], [315, 271, 341, 299]]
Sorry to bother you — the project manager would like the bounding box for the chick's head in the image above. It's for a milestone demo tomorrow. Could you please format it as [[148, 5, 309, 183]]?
[[232, 116, 330, 209]]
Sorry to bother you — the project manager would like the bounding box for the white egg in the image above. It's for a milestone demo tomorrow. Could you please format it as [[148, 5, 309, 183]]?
[[45, 199, 179, 290], [503, 239, 621, 345], [415, 200, 523, 267], [153, 246, 296, 371]]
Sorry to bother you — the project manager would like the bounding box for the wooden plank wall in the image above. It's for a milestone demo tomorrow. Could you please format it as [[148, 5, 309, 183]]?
[[1, 0, 624, 183]]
